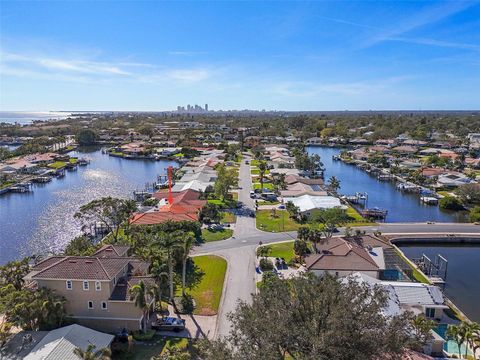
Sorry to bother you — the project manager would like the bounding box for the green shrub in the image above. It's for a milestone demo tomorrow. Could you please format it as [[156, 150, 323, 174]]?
[[469, 206, 480, 222], [132, 329, 156, 341], [439, 196, 463, 210], [259, 258, 274, 271]]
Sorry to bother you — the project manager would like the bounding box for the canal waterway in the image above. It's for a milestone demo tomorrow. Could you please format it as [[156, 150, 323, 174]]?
[[399, 244, 480, 322], [0, 147, 177, 264], [307, 146, 467, 223]]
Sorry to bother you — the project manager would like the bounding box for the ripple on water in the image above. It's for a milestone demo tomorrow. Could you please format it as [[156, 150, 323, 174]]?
[[0, 149, 178, 263]]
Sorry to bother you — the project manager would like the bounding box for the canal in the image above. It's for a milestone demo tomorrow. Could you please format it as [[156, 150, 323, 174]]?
[[0, 147, 178, 264], [307, 146, 467, 223], [399, 244, 480, 322]]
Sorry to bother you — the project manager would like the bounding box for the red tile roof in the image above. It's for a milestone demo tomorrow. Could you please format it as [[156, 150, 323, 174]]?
[[305, 238, 379, 272], [131, 189, 206, 225]]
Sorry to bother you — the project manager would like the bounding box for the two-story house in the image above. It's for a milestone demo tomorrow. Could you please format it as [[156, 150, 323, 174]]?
[[24, 245, 154, 333]]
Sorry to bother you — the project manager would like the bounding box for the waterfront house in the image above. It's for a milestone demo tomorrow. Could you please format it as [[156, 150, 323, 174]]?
[[305, 238, 381, 279], [24, 246, 153, 332], [348, 272, 448, 320], [130, 189, 206, 225], [436, 171, 474, 188], [282, 194, 345, 215]]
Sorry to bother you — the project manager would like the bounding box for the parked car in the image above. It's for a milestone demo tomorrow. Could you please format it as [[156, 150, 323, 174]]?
[[152, 317, 186, 332], [278, 204, 286, 209], [250, 190, 256, 198]]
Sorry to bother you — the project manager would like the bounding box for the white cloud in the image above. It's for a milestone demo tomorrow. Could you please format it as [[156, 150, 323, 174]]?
[[166, 69, 210, 82]]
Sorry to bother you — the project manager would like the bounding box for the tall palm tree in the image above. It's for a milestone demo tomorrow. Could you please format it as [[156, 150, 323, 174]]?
[[258, 160, 268, 189], [446, 324, 467, 359], [73, 344, 111, 360], [150, 255, 169, 311], [328, 176, 341, 194], [464, 322, 480, 360], [155, 231, 183, 301], [179, 232, 195, 297], [129, 280, 151, 333]]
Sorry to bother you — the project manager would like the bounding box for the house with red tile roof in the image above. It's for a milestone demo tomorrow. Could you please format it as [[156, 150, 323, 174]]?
[[130, 189, 206, 226]]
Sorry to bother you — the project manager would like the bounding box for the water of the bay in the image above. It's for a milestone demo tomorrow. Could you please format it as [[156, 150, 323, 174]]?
[[0, 147, 177, 264], [400, 245, 480, 322], [307, 146, 467, 223]]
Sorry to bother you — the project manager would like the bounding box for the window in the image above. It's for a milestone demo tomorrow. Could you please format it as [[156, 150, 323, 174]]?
[[425, 308, 435, 318], [66, 280, 72, 290], [83, 281, 89, 291], [95, 281, 101, 291], [101, 301, 108, 310], [87, 301, 93, 309], [113, 277, 116, 285]]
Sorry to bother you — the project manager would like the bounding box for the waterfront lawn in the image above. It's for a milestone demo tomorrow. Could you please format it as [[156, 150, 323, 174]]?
[[256, 210, 300, 232], [393, 247, 430, 284], [47, 161, 67, 169], [69, 157, 78, 164], [201, 228, 233, 242], [0, 181, 15, 189], [221, 211, 236, 223], [253, 182, 274, 190], [189, 255, 227, 315], [346, 206, 376, 227], [263, 241, 295, 263]]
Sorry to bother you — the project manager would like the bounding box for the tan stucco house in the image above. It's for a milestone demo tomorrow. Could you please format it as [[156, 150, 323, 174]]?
[[24, 245, 154, 333]]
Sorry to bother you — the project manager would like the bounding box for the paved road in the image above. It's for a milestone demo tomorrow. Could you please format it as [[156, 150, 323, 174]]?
[[194, 157, 480, 338]]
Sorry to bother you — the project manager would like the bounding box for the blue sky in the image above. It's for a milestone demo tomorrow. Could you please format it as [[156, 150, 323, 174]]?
[[0, 1, 479, 111]]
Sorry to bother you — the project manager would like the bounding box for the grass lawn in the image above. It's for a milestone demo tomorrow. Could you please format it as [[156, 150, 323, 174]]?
[[173, 153, 184, 158], [256, 210, 300, 232], [0, 181, 15, 190], [69, 157, 78, 164], [346, 206, 377, 227], [189, 255, 227, 315], [393, 247, 430, 284], [251, 168, 270, 176], [437, 190, 454, 197], [231, 192, 239, 201], [253, 182, 274, 190], [251, 159, 261, 166], [207, 198, 237, 208], [201, 228, 233, 242], [112, 336, 191, 360], [221, 211, 237, 223], [258, 200, 280, 206], [263, 241, 295, 263], [47, 161, 67, 169]]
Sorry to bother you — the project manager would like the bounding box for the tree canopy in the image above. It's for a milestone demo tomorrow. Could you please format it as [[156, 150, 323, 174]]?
[[199, 274, 414, 360]]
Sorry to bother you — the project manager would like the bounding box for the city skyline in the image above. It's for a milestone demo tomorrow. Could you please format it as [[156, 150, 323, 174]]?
[[1, 1, 479, 111]]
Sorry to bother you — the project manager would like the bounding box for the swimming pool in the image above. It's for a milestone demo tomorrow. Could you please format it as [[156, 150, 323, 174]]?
[[434, 324, 472, 357]]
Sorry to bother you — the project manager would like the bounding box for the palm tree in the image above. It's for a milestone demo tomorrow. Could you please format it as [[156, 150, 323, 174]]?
[[258, 160, 268, 189], [446, 324, 467, 359], [73, 344, 111, 360], [180, 232, 195, 297], [256, 246, 271, 260], [464, 322, 480, 360], [129, 280, 151, 333], [150, 256, 168, 311], [328, 176, 340, 194], [155, 231, 183, 302]]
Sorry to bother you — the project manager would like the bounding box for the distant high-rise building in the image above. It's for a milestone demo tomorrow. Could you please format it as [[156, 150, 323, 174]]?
[[205, 104, 208, 111]]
